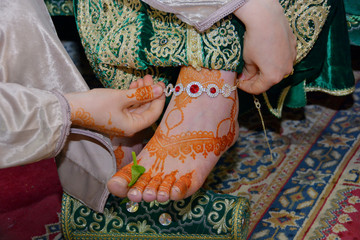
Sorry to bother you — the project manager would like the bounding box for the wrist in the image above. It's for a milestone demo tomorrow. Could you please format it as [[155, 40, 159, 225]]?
[[234, 0, 284, 26]]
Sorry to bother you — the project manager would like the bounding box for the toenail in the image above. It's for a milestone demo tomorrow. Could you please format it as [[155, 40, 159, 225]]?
[[158, 191, 167, 197], [111, 177, 128, 187], [128, 189, 139, 197], [144, 189, 154, 195]]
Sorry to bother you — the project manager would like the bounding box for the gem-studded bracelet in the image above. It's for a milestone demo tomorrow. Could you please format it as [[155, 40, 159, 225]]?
[[164, 81, 237, 98]]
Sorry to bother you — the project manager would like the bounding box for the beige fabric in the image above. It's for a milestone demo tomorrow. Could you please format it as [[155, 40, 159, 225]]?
[[0, 0, 115, 212], [142, 0, 248, 31], [0, 83, 70, 167]]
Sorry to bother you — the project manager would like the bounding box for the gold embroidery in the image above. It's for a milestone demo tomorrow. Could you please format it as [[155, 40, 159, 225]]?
[[145, 7, 187, 66], [281, 0, 330, 63], [202, 16, 241, 71], [262, 86, 291, 118], [61, 191, 249, 239], [187, 27, 203, 71], [145, 6, 242, 72], [305, 86, 355, 96], [77, 0, 147, 89]]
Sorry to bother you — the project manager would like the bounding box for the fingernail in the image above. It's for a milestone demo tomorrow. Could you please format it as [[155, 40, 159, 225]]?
[[152, 85, 163, 96]]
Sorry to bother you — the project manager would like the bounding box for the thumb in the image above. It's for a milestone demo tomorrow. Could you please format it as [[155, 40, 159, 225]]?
[[125, 84, 164, 105], [238, 63, 258, 83], [238, 64, 273, 95]]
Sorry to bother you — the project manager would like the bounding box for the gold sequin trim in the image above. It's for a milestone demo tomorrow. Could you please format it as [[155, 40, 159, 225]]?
[[187, 26, 203, 71], [305, 86, 355, 96], [281, 0, 330, 63]]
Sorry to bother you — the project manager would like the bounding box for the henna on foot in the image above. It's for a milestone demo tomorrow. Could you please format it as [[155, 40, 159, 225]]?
[[107, 66, 239, 202]]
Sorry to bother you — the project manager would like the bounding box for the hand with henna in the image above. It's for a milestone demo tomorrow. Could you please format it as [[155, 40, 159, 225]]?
[[234, 0, 297, 95], [65, 75, 165, 137]]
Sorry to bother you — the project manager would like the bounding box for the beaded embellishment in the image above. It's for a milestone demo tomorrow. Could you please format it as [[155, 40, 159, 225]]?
[[164, 81, 237, 98]]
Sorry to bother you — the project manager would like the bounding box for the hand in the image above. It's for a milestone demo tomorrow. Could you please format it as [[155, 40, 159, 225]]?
[[234, 0, 297, 95], [65, 75, 165, 137]]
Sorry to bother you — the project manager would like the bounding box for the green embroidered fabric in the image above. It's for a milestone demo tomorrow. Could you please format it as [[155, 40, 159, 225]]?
[[61, 189, 250, 240], [344, 0, 360, 46], [45, 0, 73, 16], [74, 0, 355, 117], [43, 0, 360, 48]]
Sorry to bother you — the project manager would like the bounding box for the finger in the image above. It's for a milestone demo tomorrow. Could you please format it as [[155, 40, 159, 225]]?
[[125, 84, 165, 106], [130, 91, 165, 130], [238, 63, 258, 84], [129, 81, 139, 89], [238, 73, 275, 95], [143, 75, 154, 86], [137, 78, 145, 88]]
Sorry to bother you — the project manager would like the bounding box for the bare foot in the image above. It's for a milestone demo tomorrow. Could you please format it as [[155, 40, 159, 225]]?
[[110, 135, 144, 170], [110, 76, 161, 169], [107, 66, 239, 202]]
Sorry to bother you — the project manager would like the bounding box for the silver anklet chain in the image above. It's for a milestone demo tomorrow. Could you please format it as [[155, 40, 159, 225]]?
[[164, 81, 237, 98]]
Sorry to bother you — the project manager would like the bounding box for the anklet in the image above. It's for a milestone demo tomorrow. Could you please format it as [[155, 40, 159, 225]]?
[[164, 82, 237, 98]]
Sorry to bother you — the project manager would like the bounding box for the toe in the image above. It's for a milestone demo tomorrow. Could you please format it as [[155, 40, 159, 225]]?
[[127, 188, 142, 202], [143, 188, 157, 202], [170, 171, 193, 201], [127, 172, 152, 202], [142, 173, 163, 202], [108, 165, 132, 197], [157, 171, 177, 202], [107, 177, 129, 198], [170, 183, 187, 201]]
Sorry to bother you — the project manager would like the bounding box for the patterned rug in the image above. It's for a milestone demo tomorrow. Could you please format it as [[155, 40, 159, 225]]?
[[204, 69, 360, 239]]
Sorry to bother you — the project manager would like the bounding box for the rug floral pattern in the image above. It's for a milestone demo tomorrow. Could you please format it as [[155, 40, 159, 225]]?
[[204, 75, 360, 239]]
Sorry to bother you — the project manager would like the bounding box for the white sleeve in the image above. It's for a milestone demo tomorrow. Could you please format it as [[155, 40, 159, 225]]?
[[0, 82, 71, 168], [141, 0, 248, 31], [0, 0, 116, 213]]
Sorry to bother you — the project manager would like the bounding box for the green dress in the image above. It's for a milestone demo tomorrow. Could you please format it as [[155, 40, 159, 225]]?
[[345, 0, 360, 46], [73, 0, 355, 117]]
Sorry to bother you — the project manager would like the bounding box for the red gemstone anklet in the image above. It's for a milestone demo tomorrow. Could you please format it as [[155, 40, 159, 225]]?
[[164, 81, 237, 98]]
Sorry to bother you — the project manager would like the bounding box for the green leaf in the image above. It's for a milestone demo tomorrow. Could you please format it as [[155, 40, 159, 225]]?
[[128, 151, 146, 187], [120, 197, 130, 205]]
